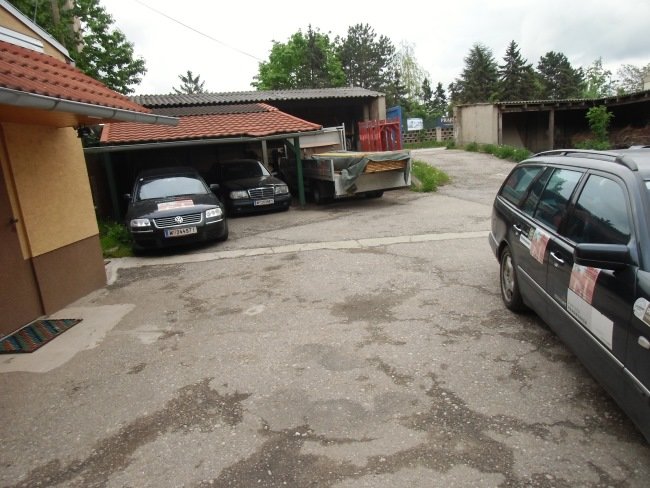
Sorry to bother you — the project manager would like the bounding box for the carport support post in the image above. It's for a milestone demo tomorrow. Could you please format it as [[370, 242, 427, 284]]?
[[102, 153, 121, 220], [286, 137, 306, 207]]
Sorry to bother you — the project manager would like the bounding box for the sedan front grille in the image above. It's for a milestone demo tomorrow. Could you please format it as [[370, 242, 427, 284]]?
[[248, 187, 274, 199], [153, 213, 203, 228]]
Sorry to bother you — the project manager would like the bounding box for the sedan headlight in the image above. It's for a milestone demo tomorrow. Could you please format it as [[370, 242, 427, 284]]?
[[205, 207, 223, 219], [274, 184, 289, 195], [229, 190, 249, 200], [130, 218, 151, 228]]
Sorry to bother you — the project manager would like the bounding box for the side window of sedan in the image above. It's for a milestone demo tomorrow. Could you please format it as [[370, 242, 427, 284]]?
[[533, 169, 583, 232], [564, 175, 631, 245]]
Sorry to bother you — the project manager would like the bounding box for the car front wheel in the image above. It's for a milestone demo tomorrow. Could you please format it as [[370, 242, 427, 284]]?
[[500, 245, 526, 312]]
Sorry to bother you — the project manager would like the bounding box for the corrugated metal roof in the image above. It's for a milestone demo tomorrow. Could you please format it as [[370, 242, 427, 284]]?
[[100, 103, 321, 145], [131, 87, 384, 108], [458, 89, 650, 108], [152, 103, 272, 117]]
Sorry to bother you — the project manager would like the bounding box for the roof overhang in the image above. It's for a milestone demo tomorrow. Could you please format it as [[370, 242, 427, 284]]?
[[84, 129, 326, 154], [0, 87, 178, 128]]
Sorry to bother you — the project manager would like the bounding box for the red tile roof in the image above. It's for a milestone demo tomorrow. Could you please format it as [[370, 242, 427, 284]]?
[[0, 40, 151, 114], [100, 103, 322, 144]]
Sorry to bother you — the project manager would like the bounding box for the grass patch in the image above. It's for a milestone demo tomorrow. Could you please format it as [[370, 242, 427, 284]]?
[[99, 220, 133, 258], [411, 160, 450, 192], [457, 142, 531, 163]]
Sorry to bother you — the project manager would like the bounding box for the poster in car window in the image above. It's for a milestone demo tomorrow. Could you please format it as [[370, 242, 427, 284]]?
[[567, 264, 613, 349], [529, 228, 550, 264]]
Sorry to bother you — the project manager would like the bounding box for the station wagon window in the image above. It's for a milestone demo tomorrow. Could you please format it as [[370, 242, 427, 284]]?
[[500, 166, 543, 205], [565, 175, 631, 245], [521, 168, 552, 217], [533, 169, 582, 231]]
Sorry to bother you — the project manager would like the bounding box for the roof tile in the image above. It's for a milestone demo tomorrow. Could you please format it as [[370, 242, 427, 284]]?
[[0, 40, 150, 114], [100, 103, 322, 144]]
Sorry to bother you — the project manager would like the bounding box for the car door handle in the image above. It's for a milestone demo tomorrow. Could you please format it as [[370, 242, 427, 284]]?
[[639, 336, 650, 350], [513, 224, 523, 234], [550, 251, 565, 266]]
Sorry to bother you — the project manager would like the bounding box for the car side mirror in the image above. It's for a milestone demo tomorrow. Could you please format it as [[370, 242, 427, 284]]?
[[210, 184, 220, 193], [574, 243, 630, 270]]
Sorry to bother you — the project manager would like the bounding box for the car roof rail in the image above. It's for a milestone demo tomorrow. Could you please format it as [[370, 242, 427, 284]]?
[[533, 149, 638, 171]]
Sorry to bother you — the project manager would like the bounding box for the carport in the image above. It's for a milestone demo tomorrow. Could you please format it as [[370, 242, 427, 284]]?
[[85, 103, 332, 219]]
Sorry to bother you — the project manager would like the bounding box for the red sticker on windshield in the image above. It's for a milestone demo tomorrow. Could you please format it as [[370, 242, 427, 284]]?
[[157, 200, 194, 211]]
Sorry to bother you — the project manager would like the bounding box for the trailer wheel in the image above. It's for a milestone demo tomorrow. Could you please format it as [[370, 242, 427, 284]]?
[[312, 181, 332, 205]]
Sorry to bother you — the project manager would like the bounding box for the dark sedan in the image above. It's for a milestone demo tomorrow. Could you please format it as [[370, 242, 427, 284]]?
[[212, 159, 291, 214], [125, 167, 228, 250]]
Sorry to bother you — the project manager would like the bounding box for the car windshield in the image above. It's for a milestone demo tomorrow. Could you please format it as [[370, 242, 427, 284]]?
[[136, 176, 207, 201], [221, 161, 270, 181]]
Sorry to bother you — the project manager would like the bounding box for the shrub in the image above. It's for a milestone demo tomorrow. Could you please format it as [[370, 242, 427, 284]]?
[[512, 148, 532, 162], [99, 220, 133, 258], [574, 139, 611, 150], [445, 140, 456, 149], [411, 161, 450, 192], [465, 142, 479, 152], [494, 145, 516, 160], [481, 144, 498, 155]]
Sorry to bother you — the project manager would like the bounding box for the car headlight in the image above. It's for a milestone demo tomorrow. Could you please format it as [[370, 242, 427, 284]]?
[[130, 218, 151, 228], [205, 207, 223, 219], [274, 184, 289, 195], [229, 190, 249, 200]]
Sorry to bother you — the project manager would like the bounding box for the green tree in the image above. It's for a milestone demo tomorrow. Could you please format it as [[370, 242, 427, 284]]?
[[421, 77, 433, 113], [393, 41, 428, 102], [9, 0, 147, 94], [335, 23, 395, 91], [431, 82, 448, 117], [576, 105, 614, 150], [582, 57, 615, 98], [383, 69, 408, 108], [536, 51, 583, 99], [497, 40, 538, 101], [173, 70, 206, 94], [616, 63, 650, 94], [453, 43, 499, 104], [253, 26, 345, 90]]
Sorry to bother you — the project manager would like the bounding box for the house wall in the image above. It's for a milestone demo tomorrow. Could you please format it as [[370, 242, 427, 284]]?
[[454, 105, 499, 145], [3, 124, 99, 256], [0, 5, 68, 60], [1, 123, 105, 315]]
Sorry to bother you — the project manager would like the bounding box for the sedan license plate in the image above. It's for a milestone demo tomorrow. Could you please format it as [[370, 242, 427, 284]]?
[[254, 198, 275, 206], [164, 226, 197, 238]]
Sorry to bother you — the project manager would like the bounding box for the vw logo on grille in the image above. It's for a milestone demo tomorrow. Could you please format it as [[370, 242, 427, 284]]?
[[174, 216, 184, 224]]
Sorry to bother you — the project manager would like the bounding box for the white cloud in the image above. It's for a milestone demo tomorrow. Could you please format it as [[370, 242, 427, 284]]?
[[102, 0, 650, 95]]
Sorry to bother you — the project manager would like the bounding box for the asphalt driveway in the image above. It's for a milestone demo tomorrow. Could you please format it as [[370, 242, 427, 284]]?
[[1, 149, 649, 487]]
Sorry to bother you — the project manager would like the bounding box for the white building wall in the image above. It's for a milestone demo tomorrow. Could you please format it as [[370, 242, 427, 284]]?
[[454, 104, 499, 145]]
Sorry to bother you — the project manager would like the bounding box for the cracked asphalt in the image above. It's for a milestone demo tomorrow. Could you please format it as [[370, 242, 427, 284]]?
[[1, 149, 649, 487]]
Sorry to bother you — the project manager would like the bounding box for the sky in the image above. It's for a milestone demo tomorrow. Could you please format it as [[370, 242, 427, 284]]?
[[100, 0, 650, 96]]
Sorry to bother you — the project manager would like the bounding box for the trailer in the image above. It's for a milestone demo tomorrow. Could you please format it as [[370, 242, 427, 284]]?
[[280, 150, 412, 204]]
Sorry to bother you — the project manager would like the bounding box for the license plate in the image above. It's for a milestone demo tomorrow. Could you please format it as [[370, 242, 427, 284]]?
[[254, 198, 274, 206], [164, 226, 197, 238]]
